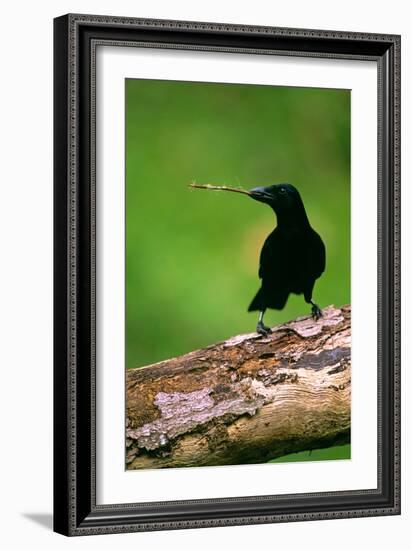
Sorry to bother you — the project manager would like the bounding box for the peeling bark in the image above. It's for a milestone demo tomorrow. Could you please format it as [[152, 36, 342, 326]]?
[[126, 305, 351, 469]]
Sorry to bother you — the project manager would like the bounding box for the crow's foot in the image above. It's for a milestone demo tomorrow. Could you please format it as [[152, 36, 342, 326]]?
[[311, 304, 323, 321], [256, 321, 272, 336]]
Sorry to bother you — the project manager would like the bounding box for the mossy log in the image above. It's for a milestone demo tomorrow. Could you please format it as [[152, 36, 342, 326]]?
[[126, 305, 351, 469]]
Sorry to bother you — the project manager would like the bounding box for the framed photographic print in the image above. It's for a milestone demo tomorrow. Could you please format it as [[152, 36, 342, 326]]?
[[53, 14, 400, 536]]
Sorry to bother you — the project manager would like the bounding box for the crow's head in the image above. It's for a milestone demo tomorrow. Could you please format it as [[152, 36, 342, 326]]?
[[249, 183, 300, 208], [249, 183, 309, 225]]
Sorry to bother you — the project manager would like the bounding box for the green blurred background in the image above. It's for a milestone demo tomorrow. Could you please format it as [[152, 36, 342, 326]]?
[[125, 79, 350, 462]]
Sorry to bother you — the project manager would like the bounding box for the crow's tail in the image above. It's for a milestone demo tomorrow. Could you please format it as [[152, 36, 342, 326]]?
[[248, 287, 264, 312]]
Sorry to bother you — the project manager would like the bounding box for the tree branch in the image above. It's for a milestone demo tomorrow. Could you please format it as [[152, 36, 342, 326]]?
[[126, 305, 351, 469]]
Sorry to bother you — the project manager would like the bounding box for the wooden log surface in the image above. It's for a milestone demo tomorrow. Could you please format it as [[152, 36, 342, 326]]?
[[126, 305, 351, 469]]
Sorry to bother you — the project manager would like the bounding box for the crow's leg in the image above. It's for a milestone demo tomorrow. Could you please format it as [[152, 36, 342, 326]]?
[[256, 310, 271, 336], [304, 285, 322, 321], [310, 300, 322, 321]]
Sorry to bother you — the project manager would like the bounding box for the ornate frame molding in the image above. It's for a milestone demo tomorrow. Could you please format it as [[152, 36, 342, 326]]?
[[54, 14, 400, 536]]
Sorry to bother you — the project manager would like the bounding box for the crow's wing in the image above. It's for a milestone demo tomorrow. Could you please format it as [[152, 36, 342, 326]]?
[[258, 230, 283, 280], [258, 227, 325, 283], [306, 229, 326, 280]]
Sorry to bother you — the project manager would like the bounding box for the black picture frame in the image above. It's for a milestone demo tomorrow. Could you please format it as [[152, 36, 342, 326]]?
[[53, 13, 401, 536]]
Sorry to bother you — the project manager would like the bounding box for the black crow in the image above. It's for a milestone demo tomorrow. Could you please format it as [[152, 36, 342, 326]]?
[[248, 183, 326, 335]]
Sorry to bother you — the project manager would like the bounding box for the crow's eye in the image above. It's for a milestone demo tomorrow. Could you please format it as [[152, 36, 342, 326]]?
[[279, 188, 286, 194]]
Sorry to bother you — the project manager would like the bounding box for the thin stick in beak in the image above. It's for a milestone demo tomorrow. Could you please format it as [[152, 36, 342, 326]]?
[[188, 182, 251, 196]]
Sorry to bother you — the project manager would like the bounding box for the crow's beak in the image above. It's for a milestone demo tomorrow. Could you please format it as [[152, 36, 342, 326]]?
[[249, 186, 272, 203]]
